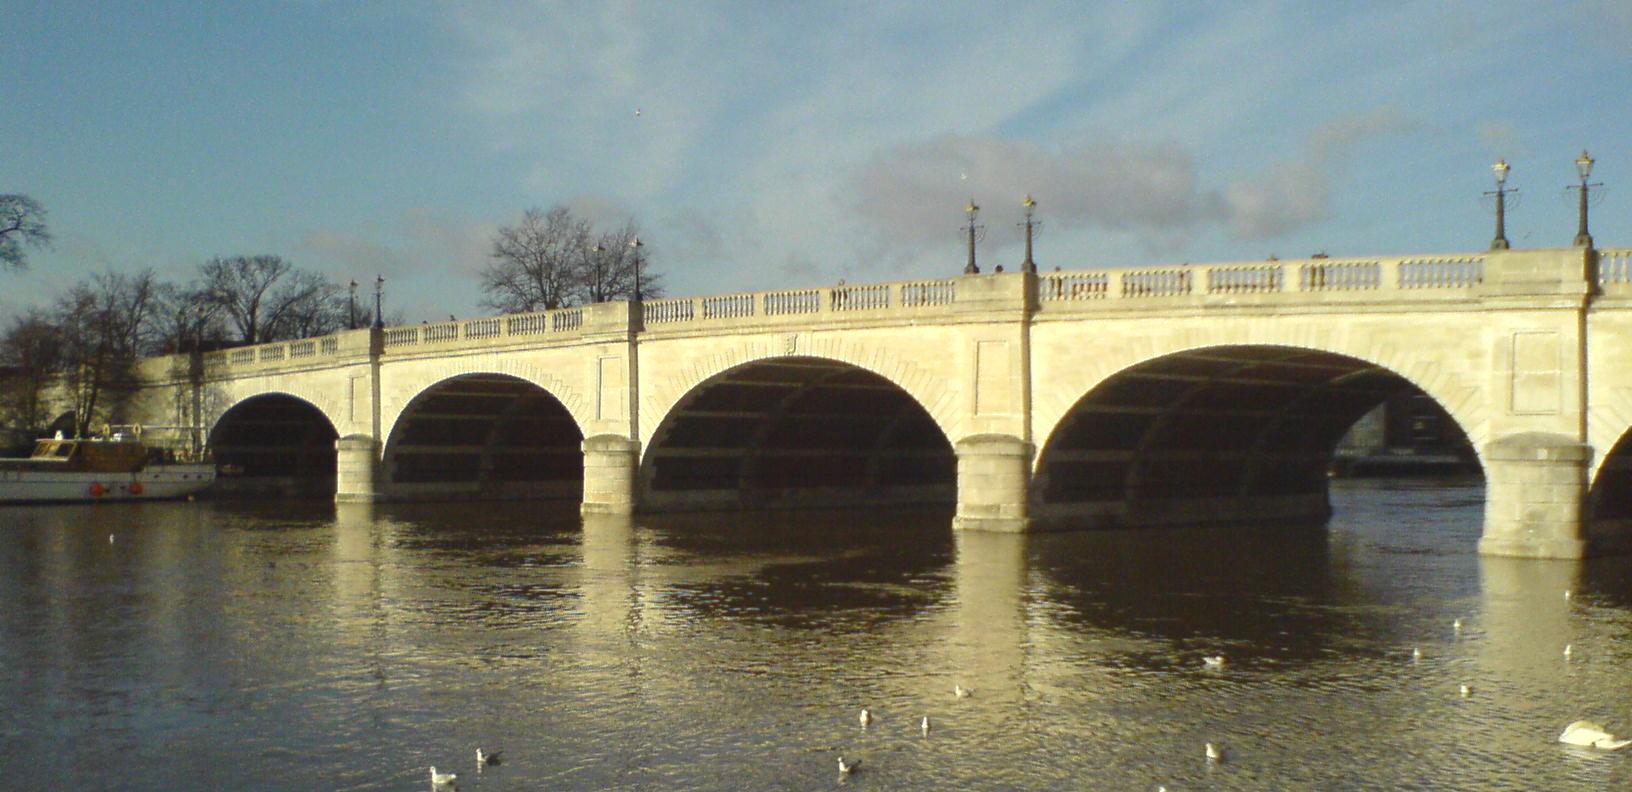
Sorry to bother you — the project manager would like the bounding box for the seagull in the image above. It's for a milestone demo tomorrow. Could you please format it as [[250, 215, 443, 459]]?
[[954, 685, 973, 698], [430, 766, 457, 786], [1564, 644, 1573, 659], [1411, 647, 1423, 661], [921, 716, 931, 735], [1205, 742, 1224, 762], [1203, 655, 1226, 669], [1453, 618, 1464, 632], [476, 747, 502, 766], [634, 108, 643, 117], [109, 534, 115, 544], [1564, 589, 1573, 601], [1459, 684, 1473, 698], [1559, 721, 1632, 750], [859, 708, 873, 726], [838, 756, 859, 775]]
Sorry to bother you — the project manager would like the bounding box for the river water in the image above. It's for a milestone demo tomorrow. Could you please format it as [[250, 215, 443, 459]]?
[[2, 480, 1631, 790]]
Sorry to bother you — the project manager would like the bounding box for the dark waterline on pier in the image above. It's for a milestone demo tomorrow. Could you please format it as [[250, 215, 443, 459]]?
[[3, 480, 1631, 790]]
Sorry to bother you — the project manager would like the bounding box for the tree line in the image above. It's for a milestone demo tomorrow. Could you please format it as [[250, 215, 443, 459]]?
[[0, 198, 665, 442]]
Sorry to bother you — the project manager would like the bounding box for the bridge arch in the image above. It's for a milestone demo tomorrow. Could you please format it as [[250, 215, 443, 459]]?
[[380, 372, 585, 500], [1588, 426, 1632, 536], [640, 355, 956, 511], [207, 392, 341, 495], [1033, 343, 1482, 528], [638, 339, 961, 454]]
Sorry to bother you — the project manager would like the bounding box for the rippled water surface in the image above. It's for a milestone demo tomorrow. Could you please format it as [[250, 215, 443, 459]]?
[[4, 480, 1632, 790]]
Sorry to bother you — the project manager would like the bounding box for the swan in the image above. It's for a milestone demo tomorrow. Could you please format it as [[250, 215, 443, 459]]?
[[1203, 655, 1225, 668], [1205, 742, 1223, 762], [859, 708, 873, 726], [476, 747, 502, 766], [1559, 721, 1632, 750], [838, 756, 859, 775], [954, 685, 973, 698], [430, 766, 457, 786]]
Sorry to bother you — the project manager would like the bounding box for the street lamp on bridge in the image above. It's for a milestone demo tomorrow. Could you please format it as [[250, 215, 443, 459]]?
[[1019, 194, 1040, 273], [1487, 159, 1513, 250], [373, 275, 385, 330], [1571, 150, 1599, 249], [963, 200, 983, 274], [629, 236, 645, 302]]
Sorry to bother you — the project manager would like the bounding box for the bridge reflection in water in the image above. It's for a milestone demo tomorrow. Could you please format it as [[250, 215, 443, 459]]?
[[5, 487, 1632, 789]]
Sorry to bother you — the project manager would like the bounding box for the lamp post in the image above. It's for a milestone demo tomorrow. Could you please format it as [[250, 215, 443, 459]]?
[[963, 200, 982, 274], [348, 279, 358, 329], [1487, 160, 1513, 250], [592, 244, 606, 303], [628, 237, 644, 301], [1019, 194, 1040, 273], [373, 275, 385, 330], [1571, 150, 1598, 248]]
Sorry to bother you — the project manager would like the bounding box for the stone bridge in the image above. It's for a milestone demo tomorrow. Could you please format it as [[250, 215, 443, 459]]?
[[109, 246, 1632, 559]]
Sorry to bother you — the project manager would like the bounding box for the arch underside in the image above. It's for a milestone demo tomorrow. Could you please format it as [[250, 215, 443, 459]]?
[[384, 373, 583, 501], [209, 394, 339, 496], [1588, 431, 1632, 550], [1036, 346, 1474, 528], [642, 357, 954, 511]]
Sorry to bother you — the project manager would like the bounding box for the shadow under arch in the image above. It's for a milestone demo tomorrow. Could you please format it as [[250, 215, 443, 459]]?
[[1586, 427, 1632, 554], [381, 372, 584, 501], [640, 356, 955, 511], [208, 392, 339, 496], [1034, 344, 1482, 530]]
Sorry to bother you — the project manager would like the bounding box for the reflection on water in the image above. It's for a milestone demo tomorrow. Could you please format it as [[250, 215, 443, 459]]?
[[2, 480, 1631, 790]]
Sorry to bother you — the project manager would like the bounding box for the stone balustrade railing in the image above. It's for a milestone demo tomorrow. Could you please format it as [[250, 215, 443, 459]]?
[[1600, 248, 1632, 286], [191, 248, 1632, 378], [1038, 253, 1487, 302]]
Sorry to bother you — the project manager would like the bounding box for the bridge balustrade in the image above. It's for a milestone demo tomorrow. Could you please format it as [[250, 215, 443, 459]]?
[[644, 298, 696, 323], [1207, 264, 1284, 294], [1122, 268, 1193, 297], [900, 279, 956, 306], [1301, 260, 1380, 291], [764, 289, 820, 315], [1599, 248, 1632, 287], [1040, 272, 1109, 301], [702, 294, 755, 319], [836, 283, 890, 310], [1398, 255, 1484, 288]]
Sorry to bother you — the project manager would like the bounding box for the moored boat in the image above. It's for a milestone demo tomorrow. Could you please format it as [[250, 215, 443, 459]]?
[[0, 425, 215, 504]]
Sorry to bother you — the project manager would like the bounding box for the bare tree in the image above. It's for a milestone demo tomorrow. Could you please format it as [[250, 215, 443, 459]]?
[[481, 207, 590, 313], [56, 271, 162, 436], [201, 255, 344, 344], [0, 194, 51, 271], [482, 206, 667, 312], [0, 310, 65, 443], [152, 281, 229, 355], [577, 222, 665, 304]]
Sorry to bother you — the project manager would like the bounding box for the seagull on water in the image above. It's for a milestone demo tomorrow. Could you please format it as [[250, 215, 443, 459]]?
[[1559, 721, 1632, 750], [1411, 647, 1423, 661], [859, 708, 873, 726], [921, 716, 931, 735], [1453, 618, 1464, 632], [1205, 742, 1224, 762], [1565, 589, 1573, 601], [476, 747, 502, 767], [430, 766, 457, 786], [838, 756, 859, 775], [1459, 684, 1473, 698], [1203, 655, 1226, 669], [1564, 644, 1573, 659], [954, 684, 973, 698]]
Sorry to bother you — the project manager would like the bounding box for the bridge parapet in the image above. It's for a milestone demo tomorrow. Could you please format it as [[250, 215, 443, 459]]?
[[1036, 252, 1487, 308]]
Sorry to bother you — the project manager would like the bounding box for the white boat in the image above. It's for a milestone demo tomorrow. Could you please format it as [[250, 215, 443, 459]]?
[[0, 426, 215, 504]]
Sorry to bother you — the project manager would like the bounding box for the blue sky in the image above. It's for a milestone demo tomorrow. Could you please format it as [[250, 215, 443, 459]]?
[[4, 1, 1630, 323]]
